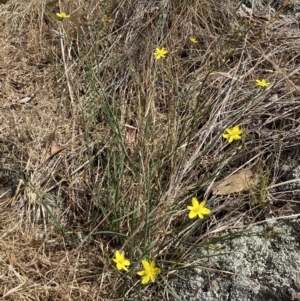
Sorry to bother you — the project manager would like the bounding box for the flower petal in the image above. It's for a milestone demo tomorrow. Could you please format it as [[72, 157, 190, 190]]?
[[191, 197, 199, 207], [197, 212, 204, 219], [199, 200, 207, 208], [201, 207, 211, 214], [137, 270, 146, 276], [141, 259, 150, 270], [142, 274, 150, 284], [189, 211, 197, 219]]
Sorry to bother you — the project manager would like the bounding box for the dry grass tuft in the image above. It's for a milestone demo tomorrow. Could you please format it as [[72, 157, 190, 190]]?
[[0, 0, 300, 299]]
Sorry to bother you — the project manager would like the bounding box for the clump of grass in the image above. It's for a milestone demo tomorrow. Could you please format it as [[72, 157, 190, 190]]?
[[0, 0, 300, 300]]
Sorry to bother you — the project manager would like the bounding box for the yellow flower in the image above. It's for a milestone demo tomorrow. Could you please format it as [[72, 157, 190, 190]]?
[[56, 12, 70, 20], [137, 259, 161, 284], [255, 79, 270, 88], [103, 15, 114, 24], [112, 250, 130, 272], [187, 198, 211, 219], [189, 37, 198, 44], [153, 47, 168, 60], [222, 125, 243, 143]]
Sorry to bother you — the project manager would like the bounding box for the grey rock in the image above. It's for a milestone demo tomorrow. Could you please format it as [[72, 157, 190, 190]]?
[[173, 218, 300, 301]]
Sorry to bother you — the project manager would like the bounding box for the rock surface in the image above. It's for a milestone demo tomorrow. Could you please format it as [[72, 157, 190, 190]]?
[[173, 218, 300, 301]]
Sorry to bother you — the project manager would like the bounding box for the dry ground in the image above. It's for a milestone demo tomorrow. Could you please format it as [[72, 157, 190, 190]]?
[[0, 0, 300, 300]]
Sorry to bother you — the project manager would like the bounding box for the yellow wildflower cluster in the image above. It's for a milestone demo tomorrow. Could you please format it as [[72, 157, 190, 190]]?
[[58, 16, 272, 286], [112, 195, 212, 284], [222, 125, 243, 143], [189, 37, 198, 44], [255, 79, 270, 88], [187, 198, 211, 219], [153, 47, 168, 60], [112, 251, 161, 285], [103, 15, 114, 24], [112, 250, 130, 272], [56, 12, 70, 20]]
